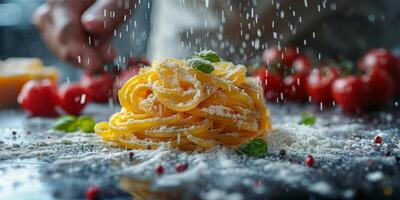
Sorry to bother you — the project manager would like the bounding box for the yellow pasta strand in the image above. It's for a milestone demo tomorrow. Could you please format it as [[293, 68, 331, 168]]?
[[95, 57, 271, 150]]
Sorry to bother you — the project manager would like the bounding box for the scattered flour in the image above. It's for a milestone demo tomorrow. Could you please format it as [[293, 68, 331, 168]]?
[[266, 123, 385, 157], [1, 114, 399, 199], [201, 189, 244, 200], [308, 181, 334, 196], [267, 123, 341, 154], [156, 161, 208, 187], [366, 171, 384, 182]]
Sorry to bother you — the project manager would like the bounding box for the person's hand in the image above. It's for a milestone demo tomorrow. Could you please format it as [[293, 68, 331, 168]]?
[[34, 0, 135, 73]]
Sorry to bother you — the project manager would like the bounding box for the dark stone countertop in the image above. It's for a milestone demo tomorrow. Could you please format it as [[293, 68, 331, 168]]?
[[0, 103, 399, 200]]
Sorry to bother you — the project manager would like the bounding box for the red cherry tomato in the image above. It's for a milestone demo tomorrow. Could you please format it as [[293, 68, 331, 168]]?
[[255, 68, 283, 102], [262, 47, 283, 66], [282, 47, 299, 67], [363, 69, 394, 108], [283, 74, 308, 101], [306, 67, 340, 105], [332, 76, 369, 113], [291, 55, 312, 75], [18, 79, 58, 116], [58, 83, 88, 115], [359, 48, 400, 94], [81, 72, 114, 103], [114, 67, 141, 91]]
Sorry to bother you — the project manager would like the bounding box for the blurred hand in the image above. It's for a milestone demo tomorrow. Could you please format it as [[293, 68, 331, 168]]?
[[34, 0, 135, 73]]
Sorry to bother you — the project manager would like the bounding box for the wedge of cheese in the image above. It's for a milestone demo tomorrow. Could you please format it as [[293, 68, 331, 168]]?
[[0, 58, 58, 107]]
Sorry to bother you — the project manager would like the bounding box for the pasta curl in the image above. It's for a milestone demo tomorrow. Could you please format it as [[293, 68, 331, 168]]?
[[95, 57, 271, 150]]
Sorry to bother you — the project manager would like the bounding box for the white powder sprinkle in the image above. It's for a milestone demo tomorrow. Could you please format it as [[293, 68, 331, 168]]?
[[308, 181, 333, 195], [366, 171, 384, 182]]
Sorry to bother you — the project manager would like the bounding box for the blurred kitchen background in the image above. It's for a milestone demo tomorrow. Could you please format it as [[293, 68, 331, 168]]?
[[0, 0, 151, 81], [2, 0, 400, 82]]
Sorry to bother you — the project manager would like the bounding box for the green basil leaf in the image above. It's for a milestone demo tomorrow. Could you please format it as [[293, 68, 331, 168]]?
[[77, 116, 96, 133], [235, 139, 268, 157], [194, 50, 221, 63], [188, 58, 215, 74], [52, 115, 79, 133], [299, 112, 316, 126]]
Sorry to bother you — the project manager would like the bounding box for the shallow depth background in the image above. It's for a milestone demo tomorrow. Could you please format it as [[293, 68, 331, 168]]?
[[0, 0, 151, 82]]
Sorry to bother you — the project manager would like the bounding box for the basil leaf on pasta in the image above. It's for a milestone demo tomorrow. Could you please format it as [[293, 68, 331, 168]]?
[[188, 58, 215, 74], [194, 50, 221, 63]]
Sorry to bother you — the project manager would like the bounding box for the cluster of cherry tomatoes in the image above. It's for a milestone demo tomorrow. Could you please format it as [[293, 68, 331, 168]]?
[[255, 47, 400, 113], [18, 58, 148, 117]]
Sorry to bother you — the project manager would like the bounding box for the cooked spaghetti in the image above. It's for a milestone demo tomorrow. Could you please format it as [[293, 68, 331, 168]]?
[[95, 56, 271, 150]]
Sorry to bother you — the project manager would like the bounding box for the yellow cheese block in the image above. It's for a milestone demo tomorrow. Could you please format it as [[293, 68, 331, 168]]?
[[0, 58, 58, 107]]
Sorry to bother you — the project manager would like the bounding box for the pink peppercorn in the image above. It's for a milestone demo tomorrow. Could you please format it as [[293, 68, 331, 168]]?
[[374, 135, 382, 144], [156, 165, 164, 175], [305, 155, 314, 167], [85, 186, 100, 200], [175, 163, 188, 172]]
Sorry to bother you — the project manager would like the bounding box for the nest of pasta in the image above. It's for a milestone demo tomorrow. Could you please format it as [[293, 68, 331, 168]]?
[[95, 54, 271, 151]]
